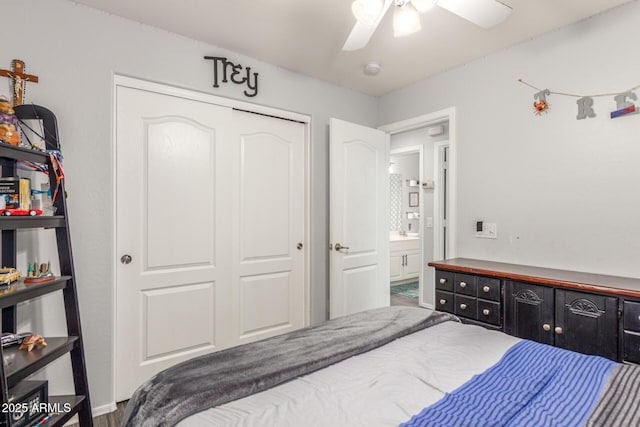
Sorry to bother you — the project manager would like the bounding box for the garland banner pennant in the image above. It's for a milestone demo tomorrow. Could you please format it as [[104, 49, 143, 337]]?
[[519, 79, 640, 120]]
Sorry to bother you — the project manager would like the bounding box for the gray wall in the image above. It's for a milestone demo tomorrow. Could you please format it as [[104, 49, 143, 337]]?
[[2, 0, 377, 409], [379, 1, 640, 280]]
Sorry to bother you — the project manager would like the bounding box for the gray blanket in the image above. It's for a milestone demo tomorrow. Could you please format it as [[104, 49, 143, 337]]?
[[121, 307, 457, 427]]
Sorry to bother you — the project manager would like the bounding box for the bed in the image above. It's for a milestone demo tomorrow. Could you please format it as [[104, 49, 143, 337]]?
[[121, 306, 640, 427]]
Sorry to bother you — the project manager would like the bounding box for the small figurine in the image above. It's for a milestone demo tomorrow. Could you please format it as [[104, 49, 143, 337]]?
[[24, 261, 55, 283], [0, 97, 19, 146], [18, 334, 47, 352]]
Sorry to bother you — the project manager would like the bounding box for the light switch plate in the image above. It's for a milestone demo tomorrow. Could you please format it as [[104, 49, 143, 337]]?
[[476, 222, 497, 239]]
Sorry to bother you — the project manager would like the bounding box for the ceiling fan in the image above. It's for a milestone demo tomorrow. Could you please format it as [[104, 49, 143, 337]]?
[[343, 0, 512, 51]]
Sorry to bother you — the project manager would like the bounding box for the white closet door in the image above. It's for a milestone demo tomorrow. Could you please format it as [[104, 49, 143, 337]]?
[[116, 83, 308, 401], [115, 86, 234, 400], [231, 110, 306, 345]]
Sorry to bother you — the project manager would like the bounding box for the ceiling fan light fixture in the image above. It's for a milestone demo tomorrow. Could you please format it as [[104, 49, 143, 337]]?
[[410, 0, 438, 13], [352, 0, 384, 26], [393, 1, 422, 37]]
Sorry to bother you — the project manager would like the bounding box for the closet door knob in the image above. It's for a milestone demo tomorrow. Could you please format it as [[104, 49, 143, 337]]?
[[459, 303, 467, 310], [439, 278, 447, 284], [459, 281, 467, 288], [543, 324, 551, 331], [439, 299, 447, 305], [335, 243, 349, 251], [482, 309, 490, 316], [120, 254, 132, 265], [555, 327, 563, 335], [483, 286, 490, 293], [297, 243, 303, 250]]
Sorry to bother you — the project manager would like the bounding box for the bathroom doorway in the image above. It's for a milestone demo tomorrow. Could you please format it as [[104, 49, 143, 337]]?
[[389, 147, 422, 307], [386, 119, 450, 308]]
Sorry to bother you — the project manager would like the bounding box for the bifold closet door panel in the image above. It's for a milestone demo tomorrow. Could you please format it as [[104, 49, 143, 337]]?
[[231, 110, 306, 345], [115, 86, 235, 400]]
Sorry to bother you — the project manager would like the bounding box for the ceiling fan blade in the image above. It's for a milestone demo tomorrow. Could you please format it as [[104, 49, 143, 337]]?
[[436, 0, 512, 29], [342, 0, 394, 51]]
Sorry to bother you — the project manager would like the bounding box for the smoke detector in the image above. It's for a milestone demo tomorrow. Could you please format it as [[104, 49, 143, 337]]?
[[363, 62, 381, 76]]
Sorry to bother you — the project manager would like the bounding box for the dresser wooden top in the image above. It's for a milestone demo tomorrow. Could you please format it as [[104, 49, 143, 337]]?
[[428, 258, 640, 299]]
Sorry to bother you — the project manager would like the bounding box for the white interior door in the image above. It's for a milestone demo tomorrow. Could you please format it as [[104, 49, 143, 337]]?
[[329, 118, 389, 318], [231, 110, 306, 344], [115, 86, 234, 400]]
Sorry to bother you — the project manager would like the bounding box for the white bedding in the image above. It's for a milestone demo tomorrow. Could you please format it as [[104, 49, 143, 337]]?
[[178, 319, 520, 427]]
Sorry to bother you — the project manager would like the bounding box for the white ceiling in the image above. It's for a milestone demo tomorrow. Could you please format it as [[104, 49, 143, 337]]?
[[70, 0, 633, 96]]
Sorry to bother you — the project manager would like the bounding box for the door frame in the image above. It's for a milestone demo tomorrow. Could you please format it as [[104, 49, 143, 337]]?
[[379, 107, 457, 308], [433, 141, 449, 262], [111, 75, 311, 402]]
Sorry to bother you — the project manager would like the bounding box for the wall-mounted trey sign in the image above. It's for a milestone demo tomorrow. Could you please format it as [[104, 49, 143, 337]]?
[[204, 56, 258, 98]]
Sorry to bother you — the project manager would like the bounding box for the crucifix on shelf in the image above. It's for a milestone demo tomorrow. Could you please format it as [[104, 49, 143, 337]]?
[[0, 59, 39, 106]]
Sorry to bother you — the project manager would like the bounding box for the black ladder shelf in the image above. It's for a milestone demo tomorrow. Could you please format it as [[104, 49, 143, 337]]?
[[0, 105, 92, 426]]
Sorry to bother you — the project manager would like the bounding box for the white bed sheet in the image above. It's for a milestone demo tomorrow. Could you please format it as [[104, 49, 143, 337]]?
[[178, 319, 520, 427]]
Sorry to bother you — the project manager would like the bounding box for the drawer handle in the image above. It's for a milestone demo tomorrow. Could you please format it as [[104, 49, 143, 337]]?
[[483, 286, 490, 293], [460, 282, 467, 288], [543, 324, 551, 331], [459, 303, 467, 310], [555, 327, 563, 335], [482, 309, 490, 316], [439, 278, 447, 284], [439, 299, 447, 305]]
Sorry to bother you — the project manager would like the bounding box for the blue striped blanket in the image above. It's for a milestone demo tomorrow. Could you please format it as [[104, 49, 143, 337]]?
[[401, 340, 616, 427]]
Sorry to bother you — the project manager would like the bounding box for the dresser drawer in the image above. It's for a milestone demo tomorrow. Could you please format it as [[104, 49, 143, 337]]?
[[477, 300, 501, 326], [436, 290, 454, 314], [454, 294, 477, 319], [477, 277, 501, 301], [624, 301, 640, 333], [454, 273, 477, 296], [436, 270, 454, 292], [624, 331, 640, 364]]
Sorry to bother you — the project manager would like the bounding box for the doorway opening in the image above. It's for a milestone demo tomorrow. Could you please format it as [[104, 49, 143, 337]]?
[[389, 147, 422, 307], [380, 107, 456, 309]]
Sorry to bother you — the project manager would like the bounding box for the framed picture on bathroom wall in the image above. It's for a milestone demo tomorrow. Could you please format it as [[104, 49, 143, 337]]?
[[409, 192, 419, 207]]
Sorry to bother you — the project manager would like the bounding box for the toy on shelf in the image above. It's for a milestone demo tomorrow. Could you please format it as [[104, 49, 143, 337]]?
[[24, 261, 55, 283], [1, 332, 32, 348], [0, 97, 20, 146], [0, 267, 20, 286], [0, 208, 42, 216], [18, 334, 47, 352]]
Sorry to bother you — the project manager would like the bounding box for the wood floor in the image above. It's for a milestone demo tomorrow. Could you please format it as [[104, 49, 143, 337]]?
[[68, 401, 127, 427], [390, 292, 420, 307]]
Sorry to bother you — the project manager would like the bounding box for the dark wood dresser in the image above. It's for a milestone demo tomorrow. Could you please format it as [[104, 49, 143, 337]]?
[[428, 258, 640, 362]]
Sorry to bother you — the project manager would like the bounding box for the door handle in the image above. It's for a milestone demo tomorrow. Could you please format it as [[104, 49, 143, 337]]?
[[335, 243, 350, 252], [120, 254, 132, 264]]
